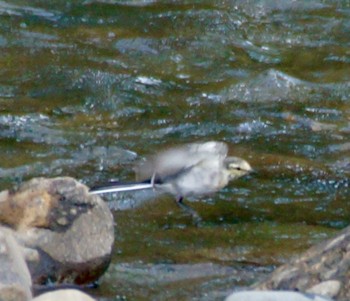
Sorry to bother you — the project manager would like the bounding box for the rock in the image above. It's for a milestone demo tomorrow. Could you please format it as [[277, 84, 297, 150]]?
[[255, 224, 350, 299], [307, 280, 341, 298], [32, 289, 95, 301], [0, 227, 32, 301], [224, 69, 313, 103], [225, 290, 333, 301], [0, 177, 114, 285]]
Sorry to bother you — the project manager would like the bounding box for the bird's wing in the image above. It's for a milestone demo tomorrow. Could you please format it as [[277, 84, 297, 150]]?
[[135, 141, 228, 181], [186, 141, 228, 157]]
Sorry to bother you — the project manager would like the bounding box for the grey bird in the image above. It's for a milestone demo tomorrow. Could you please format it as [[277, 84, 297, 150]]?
[[90, 142, 253, 211]]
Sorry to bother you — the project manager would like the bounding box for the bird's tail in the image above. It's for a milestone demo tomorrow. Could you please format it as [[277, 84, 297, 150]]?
[[89, 181, 153, 195]]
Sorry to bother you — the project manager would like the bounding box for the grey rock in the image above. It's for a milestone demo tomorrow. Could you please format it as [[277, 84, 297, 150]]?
[[255, 224, 350, 300], [0, 227, 32, 301], [0, 177, 114, 285], [225, 290, 333, 301], [307, 280, 341, 298], [32, 289, 95, 301]]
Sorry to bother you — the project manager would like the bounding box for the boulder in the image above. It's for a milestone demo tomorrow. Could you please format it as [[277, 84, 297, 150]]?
[[0, 227, 32, 301], [0, 177, 114, 285]]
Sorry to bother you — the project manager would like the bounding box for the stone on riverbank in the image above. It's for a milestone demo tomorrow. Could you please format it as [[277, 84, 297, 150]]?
[[0, 177, 114, 285], [0, 228, 32, 301], [32, 289, 96, 301], [255, 224, 350, 300], [225, 290, 332, 301]]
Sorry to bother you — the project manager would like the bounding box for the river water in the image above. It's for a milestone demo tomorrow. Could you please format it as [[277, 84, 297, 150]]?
[[0, 1, 349, 300]]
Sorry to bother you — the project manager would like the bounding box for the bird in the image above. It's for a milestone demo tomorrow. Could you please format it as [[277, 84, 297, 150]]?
[[90, 141, 253, 212]]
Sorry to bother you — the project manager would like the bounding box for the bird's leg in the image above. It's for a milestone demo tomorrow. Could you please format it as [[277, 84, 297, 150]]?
[[176, 195, 183, 203], [175, 196, 202, 225], [150, 172, 157, 191]]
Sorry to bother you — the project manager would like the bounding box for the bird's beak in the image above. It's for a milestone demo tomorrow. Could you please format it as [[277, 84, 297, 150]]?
[[248, 168, 257, 175]]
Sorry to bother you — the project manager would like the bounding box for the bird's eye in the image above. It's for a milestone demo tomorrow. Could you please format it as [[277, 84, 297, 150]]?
[[236, 167, 241, 171]]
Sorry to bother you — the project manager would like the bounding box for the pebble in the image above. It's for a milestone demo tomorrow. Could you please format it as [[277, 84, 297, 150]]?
[[225, 290, 334, 301]]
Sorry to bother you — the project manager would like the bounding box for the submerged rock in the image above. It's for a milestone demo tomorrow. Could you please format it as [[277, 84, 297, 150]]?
[[0, 177, 114, 285], [224, 69, 350, 103]]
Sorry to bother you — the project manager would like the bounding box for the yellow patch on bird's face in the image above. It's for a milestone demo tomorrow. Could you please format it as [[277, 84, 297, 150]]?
[[228, 163, 242, 170], [226, 159, 252, 180]]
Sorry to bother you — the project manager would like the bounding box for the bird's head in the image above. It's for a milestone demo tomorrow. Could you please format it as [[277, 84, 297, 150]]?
[[224, 157, 253, 180]]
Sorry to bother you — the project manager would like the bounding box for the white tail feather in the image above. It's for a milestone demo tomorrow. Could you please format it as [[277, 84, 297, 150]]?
[[89, 183, 153, 195]]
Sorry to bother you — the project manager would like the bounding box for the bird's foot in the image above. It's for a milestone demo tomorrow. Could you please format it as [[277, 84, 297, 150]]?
[[176, 199, 202, 226]]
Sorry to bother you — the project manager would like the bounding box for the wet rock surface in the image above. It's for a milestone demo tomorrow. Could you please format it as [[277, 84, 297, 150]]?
[[255, 225, 350, 300], [0, 177, 114, 285]]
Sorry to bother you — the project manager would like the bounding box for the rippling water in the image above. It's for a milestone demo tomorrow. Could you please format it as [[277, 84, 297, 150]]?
[[0, 1, 349, 300]]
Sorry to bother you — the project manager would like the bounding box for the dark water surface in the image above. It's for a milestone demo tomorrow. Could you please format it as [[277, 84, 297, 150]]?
[[0, 1, 349, 300]]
